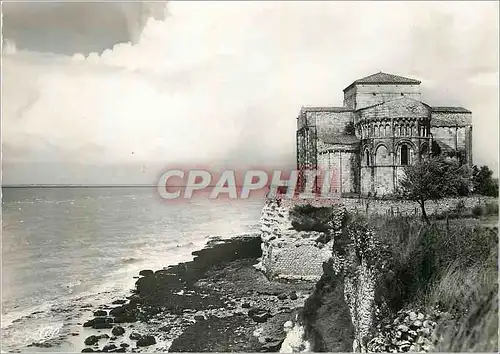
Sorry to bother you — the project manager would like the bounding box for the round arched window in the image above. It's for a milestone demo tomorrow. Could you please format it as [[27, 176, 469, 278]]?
[[400, 144, 409, 165]]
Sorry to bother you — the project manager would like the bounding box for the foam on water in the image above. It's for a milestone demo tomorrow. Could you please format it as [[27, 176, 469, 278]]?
[[1, 187, 264, 351]]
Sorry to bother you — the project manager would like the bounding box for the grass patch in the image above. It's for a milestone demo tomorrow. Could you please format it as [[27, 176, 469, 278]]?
[[297, 204, 497, 352], [365, 215, 498, 351], [289, 204, 334, 233]]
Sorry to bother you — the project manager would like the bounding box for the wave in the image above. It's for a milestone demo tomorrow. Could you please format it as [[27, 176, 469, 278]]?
[[1, 229, 258, 351]]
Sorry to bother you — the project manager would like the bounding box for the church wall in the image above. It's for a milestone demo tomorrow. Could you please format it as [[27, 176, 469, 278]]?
[[456, 127, 467, 150], [304, 111, 354, 139], [431, 127, 458, 150], [300, 76, 473, 197], [318, 146, 358, 195], [346, 84, 421, 110], [340, 151, 357, 194], [465, 126, 473, 165], [394, 167, 406, 187], [360, 167, 372, 195], [343, 87, 357, 109], [374, 167, 394, 196]]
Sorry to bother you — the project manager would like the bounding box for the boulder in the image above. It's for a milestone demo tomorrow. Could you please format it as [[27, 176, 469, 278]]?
[[241, 302, 251, 309], [93, 310, 107, 317], [112, 299, 127, 305], [112, 326, 125, 336], [113, 314, 137, 323], [129, 332, 142, 340], [412, 320, 423, 328], [84, 335, 99, 346], [30, 342, 52, 348], [81, 349, 94, 353], [136, 335, 156, 347], [120, 343, 130, 348], [83, 317, 113, 328], [93, 322, 113, 329], [261, 339, 285, 352], [109, 306, 127, 316], [139, 269, 154, 277], [277, 293, 288, 300], [397, 324, 409, 332], [128, 295, 142, 305], [102, 344, 117, 352], [289, 292, 298, 300], [248, 308, 271, 323]]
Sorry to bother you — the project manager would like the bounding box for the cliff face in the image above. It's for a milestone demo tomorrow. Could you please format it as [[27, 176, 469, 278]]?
[[256, 200, 365, 351], [331, 219, 388, 352], [284, 204, 498, 353], [255, 199, 336, 281]]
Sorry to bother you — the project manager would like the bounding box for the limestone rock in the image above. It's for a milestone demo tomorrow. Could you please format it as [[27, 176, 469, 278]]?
[[136, 335, 156, 347], [111, 326, 125, 336], [84, 335, 99, 346]]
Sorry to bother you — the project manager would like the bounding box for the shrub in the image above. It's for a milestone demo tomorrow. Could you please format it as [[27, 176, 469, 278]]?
[[484, 202, 499, 215], [289, 205, 334, 233], [455, 199, 466, 213], [472, 205, 484, 217], [472, 165, 499, 197], [369, 216, 498, 312], [399, 157, 472, 224]]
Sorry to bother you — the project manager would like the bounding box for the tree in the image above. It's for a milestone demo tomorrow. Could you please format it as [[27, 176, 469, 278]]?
[[344, 121, 356, 135], [472, 165, 498, 197], [398, 156, 472, 224]]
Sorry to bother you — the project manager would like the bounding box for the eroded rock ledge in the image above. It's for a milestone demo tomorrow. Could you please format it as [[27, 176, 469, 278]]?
[[259, 199, 489, 353]]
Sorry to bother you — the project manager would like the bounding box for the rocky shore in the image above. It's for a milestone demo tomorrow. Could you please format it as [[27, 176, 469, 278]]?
[[78, 234, 315, 352]]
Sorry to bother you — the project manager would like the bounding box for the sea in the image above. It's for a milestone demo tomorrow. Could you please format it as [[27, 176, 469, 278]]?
[[1, 187, 266, 352]]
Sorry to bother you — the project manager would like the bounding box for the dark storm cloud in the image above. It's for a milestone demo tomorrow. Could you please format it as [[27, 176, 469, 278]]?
[[2, 1, 167, 55]]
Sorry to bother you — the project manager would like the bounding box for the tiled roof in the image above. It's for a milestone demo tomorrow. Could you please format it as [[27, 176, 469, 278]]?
[[434, 140, 455, 154], [344, 72, 421, 91], [301, 106, 353, 113], [321, 134, 360, 145], [431, 106, 471, 113]]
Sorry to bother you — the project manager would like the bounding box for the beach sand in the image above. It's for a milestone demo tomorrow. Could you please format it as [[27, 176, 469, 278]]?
[[69, 235, 315, 352]]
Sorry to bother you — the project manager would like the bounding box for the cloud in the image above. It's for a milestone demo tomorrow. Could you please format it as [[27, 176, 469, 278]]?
[[1, 1, 168, 54], [2, 1, 498, 184]]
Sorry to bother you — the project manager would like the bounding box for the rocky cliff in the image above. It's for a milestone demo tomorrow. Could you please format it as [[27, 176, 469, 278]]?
[[254, 199, 336, 281], [259, 200, 497, 352]]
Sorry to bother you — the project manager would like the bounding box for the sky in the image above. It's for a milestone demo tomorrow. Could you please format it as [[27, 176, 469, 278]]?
[[2, 0, 499, 185]]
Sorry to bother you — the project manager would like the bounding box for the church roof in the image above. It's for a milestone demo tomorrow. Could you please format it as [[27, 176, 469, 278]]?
[[356, 97, 431, 119], [433, 140, 455, 155], [431, 106, 471, 113], [321, 134, 359, 145], [343, 72, 421, 92]]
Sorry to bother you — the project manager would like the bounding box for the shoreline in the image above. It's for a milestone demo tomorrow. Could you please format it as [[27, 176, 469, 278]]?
[[71, 234, 315, 352]]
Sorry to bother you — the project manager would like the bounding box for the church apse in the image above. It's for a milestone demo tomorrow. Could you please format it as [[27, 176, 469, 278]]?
[[296, 72, 473, 197]]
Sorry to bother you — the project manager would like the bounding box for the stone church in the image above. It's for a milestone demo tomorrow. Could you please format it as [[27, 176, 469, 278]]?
[[296, 72, 473, 196]]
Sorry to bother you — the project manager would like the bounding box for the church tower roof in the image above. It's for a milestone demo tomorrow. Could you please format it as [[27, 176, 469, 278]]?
[[343, 72, 421, 92]]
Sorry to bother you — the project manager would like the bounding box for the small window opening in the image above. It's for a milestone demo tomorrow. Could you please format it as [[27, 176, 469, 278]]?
[[401, 144, 409, 165]]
